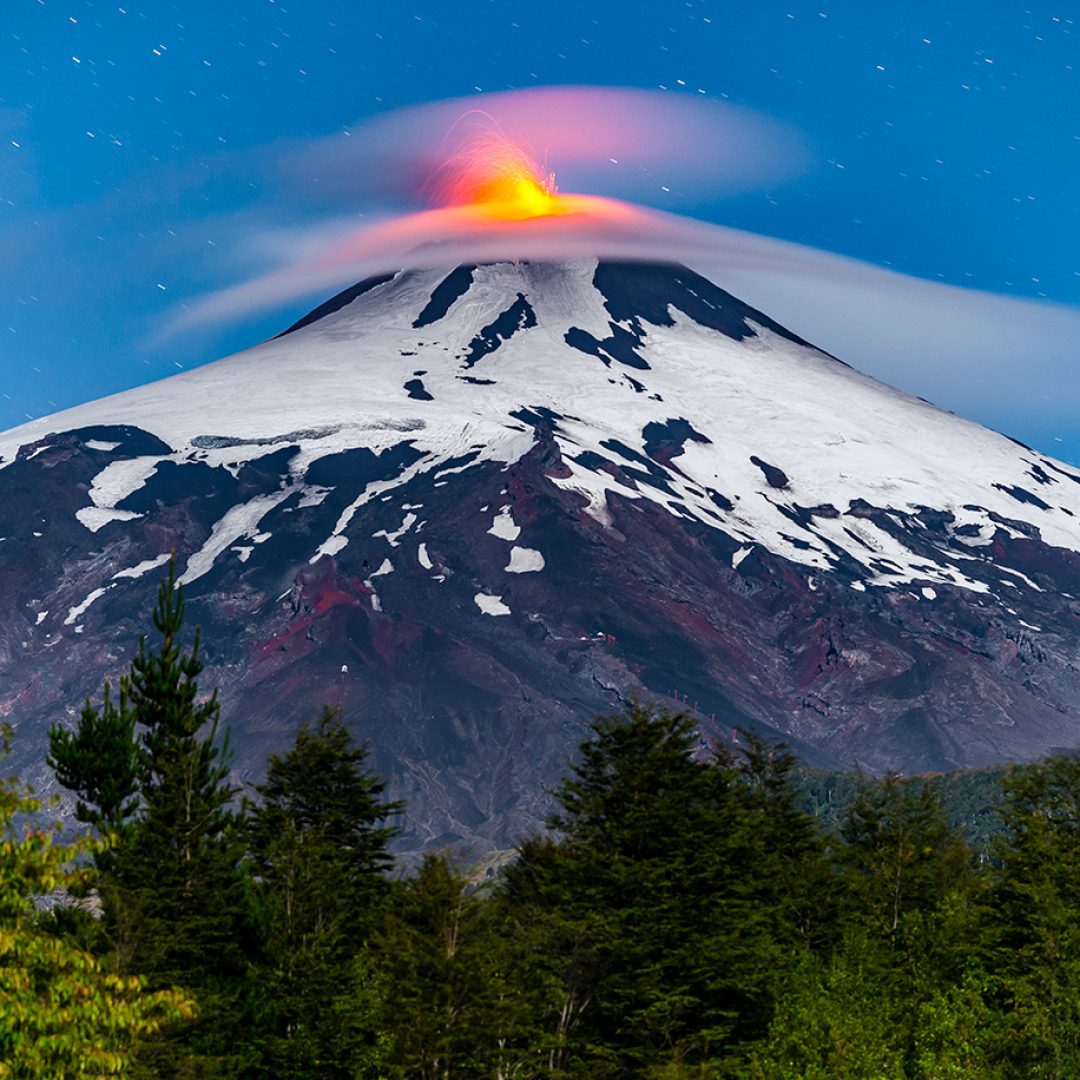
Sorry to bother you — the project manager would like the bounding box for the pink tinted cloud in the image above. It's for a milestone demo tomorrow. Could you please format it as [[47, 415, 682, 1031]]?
[[283, 85, 808, 210], [168, 86, 810, 330], [167, 197, 817, 331], [163, 86, 1080, 444]]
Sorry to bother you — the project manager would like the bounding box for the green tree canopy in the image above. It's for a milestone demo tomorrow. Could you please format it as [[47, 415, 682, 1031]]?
[[0, 725, 191, 1078], [246, 708, 399, 1078]]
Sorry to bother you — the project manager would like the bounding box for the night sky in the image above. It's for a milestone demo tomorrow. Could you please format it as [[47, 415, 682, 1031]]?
[[2, 1, 1078, 458]]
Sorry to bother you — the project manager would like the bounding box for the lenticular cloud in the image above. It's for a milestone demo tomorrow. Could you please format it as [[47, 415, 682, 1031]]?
[[169, 87, 808, 330], [284, 85, 808, 210], [153, 88, 1080, 459]]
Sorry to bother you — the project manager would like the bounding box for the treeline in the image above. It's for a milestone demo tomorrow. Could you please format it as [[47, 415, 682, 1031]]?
[[5, 566, 1080, 1077], [791, 761, 1010, 852]]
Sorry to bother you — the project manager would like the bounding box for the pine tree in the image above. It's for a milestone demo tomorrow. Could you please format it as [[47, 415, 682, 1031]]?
[[504, 704, 788, 1075], [246, 708, 399, 1078], [736, 731, 835, 950], [810, 774, 992, 1076], [990, 755, 1080, 1076], [375, 855, 519, 1080], [837, 774, 974, 948], [110, 559, 253, 1077], [47, 679, 140, 834]]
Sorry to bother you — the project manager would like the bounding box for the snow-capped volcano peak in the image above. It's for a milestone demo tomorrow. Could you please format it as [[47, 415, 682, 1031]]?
[[4, 258, 1078, 598], [4, 259, 1080, 847]]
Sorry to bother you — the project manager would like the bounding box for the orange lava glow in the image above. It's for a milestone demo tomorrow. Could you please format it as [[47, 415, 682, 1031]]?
[[429, 127, 572, 220]]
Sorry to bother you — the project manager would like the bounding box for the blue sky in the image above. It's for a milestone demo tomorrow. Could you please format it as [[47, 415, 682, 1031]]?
[[1, 1, 1078, 459]]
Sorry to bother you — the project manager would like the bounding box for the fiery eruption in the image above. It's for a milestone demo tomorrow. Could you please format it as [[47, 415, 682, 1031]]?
[[171, 87, 810, 329], [428, 123, 568, 221]]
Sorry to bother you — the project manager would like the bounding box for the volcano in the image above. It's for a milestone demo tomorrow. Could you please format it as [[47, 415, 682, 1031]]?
[[3, 259, 1080, 853]]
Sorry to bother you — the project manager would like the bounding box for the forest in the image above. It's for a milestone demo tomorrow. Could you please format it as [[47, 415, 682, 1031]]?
[[4, 563, 1080, 1079]]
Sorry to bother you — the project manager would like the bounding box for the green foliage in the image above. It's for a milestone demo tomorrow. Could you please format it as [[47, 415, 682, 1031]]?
[[836, 773, 975, 947], [500, 706, 827, 1076], [792, 763, 1008, 853], [375, 854, 550, 1079], [747, 936, 908, 1079], [989, 754, 1080, 1076], [114, 560, 253, 1077], [0, 724, 191, 1078], [246, 708, 399, 1078], [35, 584, 1080, 1080], [48, 680, 140, 834], [49, 558, 254, 1078]]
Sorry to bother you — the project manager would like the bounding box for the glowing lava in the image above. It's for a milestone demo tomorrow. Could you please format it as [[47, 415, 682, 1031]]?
[[429, 127, 571, 221], [174, 112, 727, 327]]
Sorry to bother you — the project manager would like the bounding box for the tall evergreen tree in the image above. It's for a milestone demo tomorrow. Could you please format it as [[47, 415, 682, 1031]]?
[[736, 732, 836, 950], [504, 704, 795, 1076], [765, 773, 992, 1077], [990, 755, 1080, 1077], [114, 558, 253, 1078], [246, 708, 399, 1078], [837, 774, 974, 949], [48, 679, 140, 835], [376, 855, 532, 1080], [48, 558, 254, 1077]]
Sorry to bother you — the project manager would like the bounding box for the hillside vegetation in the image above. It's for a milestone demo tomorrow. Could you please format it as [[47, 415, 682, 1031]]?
[[4, 561, 1080, 1078]]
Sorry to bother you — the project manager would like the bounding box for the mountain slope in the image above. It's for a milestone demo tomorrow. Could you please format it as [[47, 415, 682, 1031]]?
[[3, 259, 1080, 852]]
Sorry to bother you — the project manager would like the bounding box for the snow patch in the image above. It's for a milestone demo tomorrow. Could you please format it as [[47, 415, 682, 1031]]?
[[417, 542, 433, 570], [180, 489, 293, 585], [997, 566, 1045, 592], [76, 506, 143, 533], [84, 439, 120, 452], [313, 534, 349, 561], [370, 557, 394, 577], [732, 546, 754, 569], [374, 512, 417, 548], [86, 456, 164, 510], [65, 586, 114, 626], [488, 506, 521, 541], [474, 592, 511, 616], [921, 587, 937, 600], [506, 546, 545, 573], [112, 554, 171, 581], [293, 485, 333, 510]]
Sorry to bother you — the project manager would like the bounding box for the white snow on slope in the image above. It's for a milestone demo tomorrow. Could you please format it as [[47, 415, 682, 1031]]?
[[180, 489, 294, 585], [1, 259, 1078, 597], [76, 506, 143, 533], [488, 506, 521, 541], [374, 512, 418, 548], [65, 586, 114, 626], [506, 546, 545, 573], [113, 554, 171, 580], [475, 592, 511, 616]]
